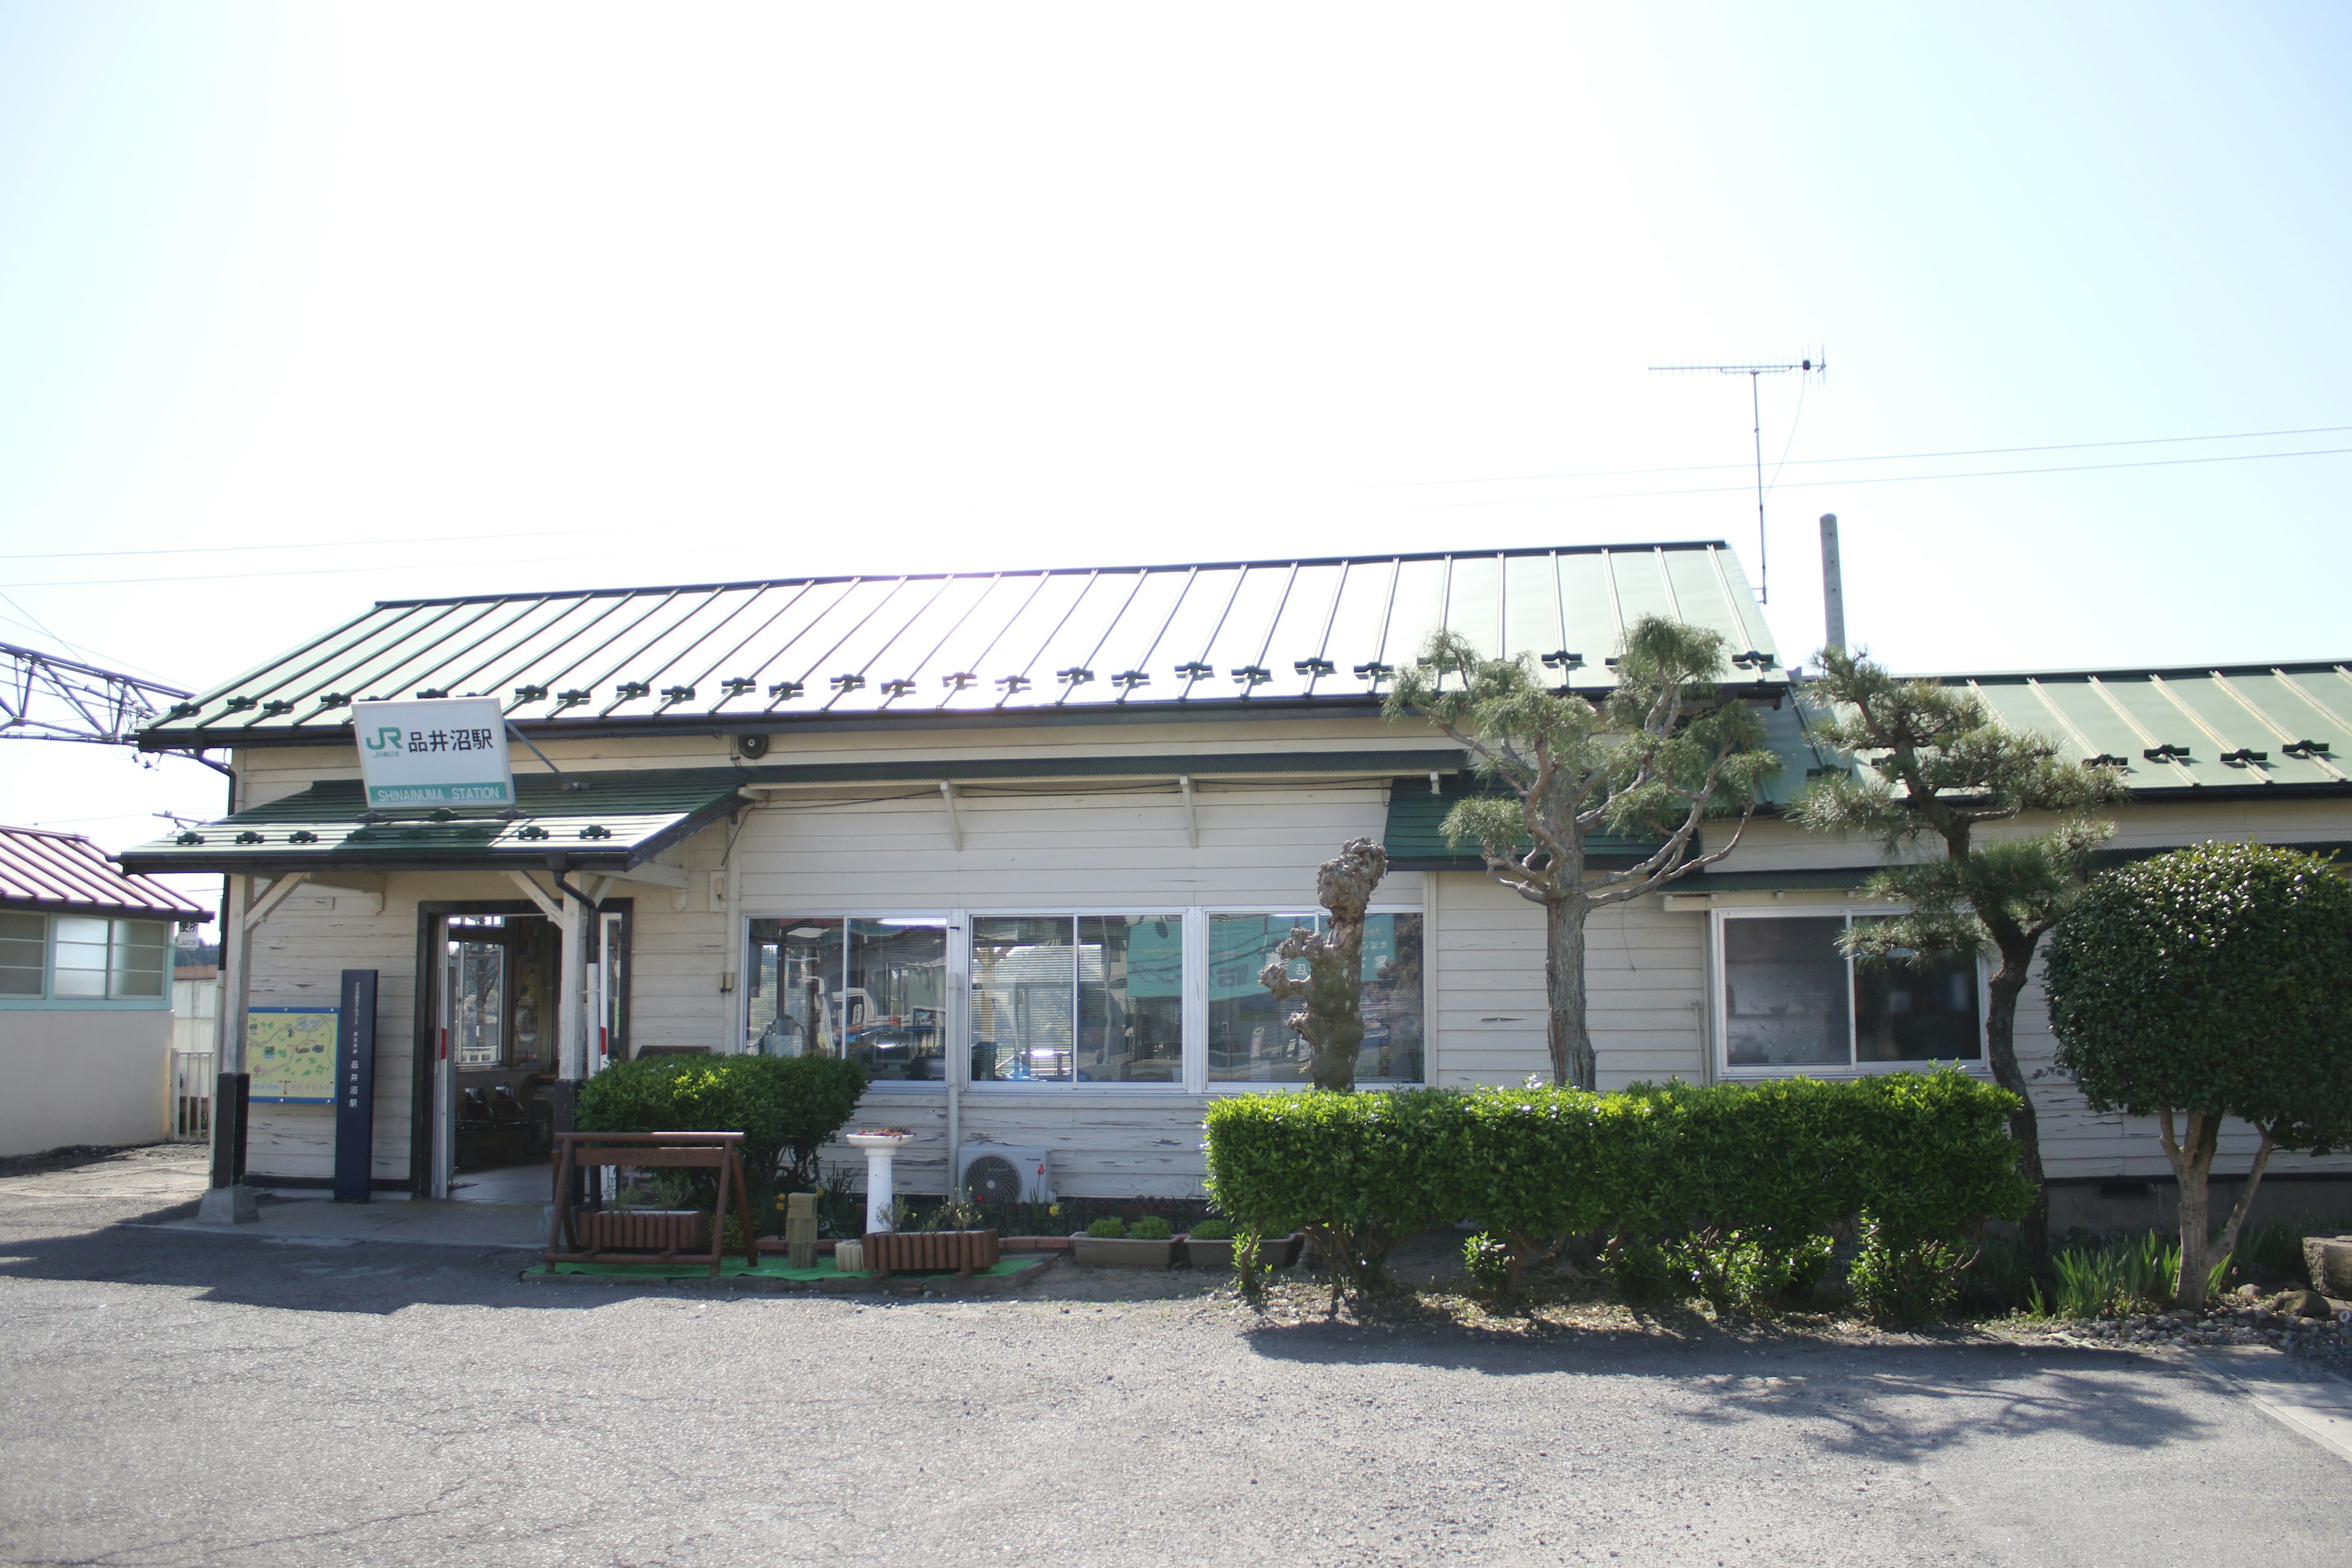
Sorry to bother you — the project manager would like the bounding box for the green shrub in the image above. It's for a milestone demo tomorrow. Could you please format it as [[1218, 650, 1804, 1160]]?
[[1202, 1088, 1459, 1302], [575, 1054, 869, 1205], [1847, 1216, 1964, 1325], [1462, 1232, 1510, 1295], [1203, 1069, 2030, 1320], [1188, 1217, 1233, 1241], [1129, 1215, 1173, 1240], [1085, 1216, 1128, 1238]]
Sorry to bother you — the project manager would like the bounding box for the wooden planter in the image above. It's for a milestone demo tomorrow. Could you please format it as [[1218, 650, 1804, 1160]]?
[[1071, 1234, 1179, 1268], [1183, 1233, 1305, 1271], [580, 1209, 711, 1256], [863, 1229, 1002, 1280]]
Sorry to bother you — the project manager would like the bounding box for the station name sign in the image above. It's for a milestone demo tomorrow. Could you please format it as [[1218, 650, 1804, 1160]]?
[[352, 697, 516, 808]]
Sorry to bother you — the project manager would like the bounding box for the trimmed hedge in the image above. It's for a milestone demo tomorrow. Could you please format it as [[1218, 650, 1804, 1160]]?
[[575, 1054, 869, 1199], [1204, 1070, 2032, 1315]]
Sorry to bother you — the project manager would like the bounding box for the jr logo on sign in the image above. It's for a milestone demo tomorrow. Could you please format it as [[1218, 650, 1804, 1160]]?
[[363, 726, 404, 753]]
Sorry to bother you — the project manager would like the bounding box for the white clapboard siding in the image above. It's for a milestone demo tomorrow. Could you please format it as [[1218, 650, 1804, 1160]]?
[[1430, 874, 1708, 1089], [730, 784, 1410, 913], [242, 881, 445, 1182]]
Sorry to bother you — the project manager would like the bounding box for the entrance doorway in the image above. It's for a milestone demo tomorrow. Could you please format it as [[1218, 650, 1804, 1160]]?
[[434, 913, 559, 1201]]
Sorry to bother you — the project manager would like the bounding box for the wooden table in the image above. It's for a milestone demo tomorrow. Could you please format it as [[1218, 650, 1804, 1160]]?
[[544, 1130, 760, 1276]]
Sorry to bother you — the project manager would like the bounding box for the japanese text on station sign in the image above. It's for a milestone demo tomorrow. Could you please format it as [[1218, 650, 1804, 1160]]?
[[352, 697, 516, 808]]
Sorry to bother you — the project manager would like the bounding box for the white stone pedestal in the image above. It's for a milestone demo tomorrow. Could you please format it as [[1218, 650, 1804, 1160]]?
[[845, 1132, 912, 1234]]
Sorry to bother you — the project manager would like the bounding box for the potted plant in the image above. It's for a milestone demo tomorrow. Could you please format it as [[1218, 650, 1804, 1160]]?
[[1183, 1217, 1305, 1272], [582, 1170, 710, 1256], [1071, 1214, 1179, 1268], [865, 1197, 1002, 1279]]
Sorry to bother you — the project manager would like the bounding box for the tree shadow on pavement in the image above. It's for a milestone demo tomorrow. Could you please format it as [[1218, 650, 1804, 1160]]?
[[1241, 1312, 2219, 1461]]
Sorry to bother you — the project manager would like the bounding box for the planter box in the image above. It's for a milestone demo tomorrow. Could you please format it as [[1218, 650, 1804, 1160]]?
[[864, 1229, 1002, 1278], [580, 1209, 710, 1256], [1071, 1234, 1179, 1268], [1183, 1233, 1305, 1272]]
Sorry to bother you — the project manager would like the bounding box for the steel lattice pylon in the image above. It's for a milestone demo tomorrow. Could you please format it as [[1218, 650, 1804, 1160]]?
[[1, 641, 191, 745]]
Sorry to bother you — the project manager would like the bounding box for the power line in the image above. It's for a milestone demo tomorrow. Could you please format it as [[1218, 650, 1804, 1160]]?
[[1360, 421, 2352, 491], [7, 440, 2351, 592], [1389, 442, 2352, 512], [6, 420, 2348, 567]]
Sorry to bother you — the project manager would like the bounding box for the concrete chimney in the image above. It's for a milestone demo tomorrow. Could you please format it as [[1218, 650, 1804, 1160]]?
[[1819, 513, 1847, 654]]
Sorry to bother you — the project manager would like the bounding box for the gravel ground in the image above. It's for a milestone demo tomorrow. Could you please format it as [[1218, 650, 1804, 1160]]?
[[4, 1149, 2352, 1567]]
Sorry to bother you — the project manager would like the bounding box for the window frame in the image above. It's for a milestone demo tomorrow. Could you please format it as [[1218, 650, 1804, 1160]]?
[[961, 906, 1193, 1095], [1709, 903, 1990, 1080], [1199, 903, 1431, 1094], [0, 910, 174, 1010], [741, 908, 959, 1092], [734, 902, 1432, 1095]]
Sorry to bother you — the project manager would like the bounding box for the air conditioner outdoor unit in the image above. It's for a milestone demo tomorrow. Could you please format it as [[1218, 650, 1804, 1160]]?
[[955, 1144, 1055, 1206]]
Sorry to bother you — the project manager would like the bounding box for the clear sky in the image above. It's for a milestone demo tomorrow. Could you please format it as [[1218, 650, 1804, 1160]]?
[[3, 2, 2349, 913]]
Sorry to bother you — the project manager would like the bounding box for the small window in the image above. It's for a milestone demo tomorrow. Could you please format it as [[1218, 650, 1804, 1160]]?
[[746, 916, 948, 1082], [1208, 911, 1424, 1085], [968, 914, 1182, 1087], [0, 913, 44, 997], [1719, 911, 1981, 1073]]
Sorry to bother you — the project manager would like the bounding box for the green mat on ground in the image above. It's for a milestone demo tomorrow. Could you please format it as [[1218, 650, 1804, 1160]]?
[[526, 1254, 1041, 1282]]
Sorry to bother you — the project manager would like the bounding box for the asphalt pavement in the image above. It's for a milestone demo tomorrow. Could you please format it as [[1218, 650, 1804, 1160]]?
[[2, 1147, 2348, 1567]]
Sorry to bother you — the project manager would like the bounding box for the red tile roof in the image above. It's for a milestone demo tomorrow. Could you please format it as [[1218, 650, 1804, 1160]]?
[[0, 826, 209, 921]]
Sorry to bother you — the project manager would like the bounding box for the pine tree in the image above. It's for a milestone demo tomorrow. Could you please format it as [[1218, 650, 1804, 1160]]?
[[1795, 649, 2120, 1255], [1387, 616, 1780, 1090]]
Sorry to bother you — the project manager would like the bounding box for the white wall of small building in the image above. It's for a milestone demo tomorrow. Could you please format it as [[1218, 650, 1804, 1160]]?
[[0, 1006, 172, 1158]]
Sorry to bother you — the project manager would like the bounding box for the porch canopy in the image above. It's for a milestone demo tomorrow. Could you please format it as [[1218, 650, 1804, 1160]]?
[[115, 767, 747, 881]]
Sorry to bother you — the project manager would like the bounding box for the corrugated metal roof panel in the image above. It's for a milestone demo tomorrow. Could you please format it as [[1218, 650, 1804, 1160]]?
[[138, 542, 1784, 745], [0, 826, 210, 918]]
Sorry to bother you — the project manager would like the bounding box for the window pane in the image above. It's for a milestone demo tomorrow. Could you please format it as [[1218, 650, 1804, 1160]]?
[[52, 915, 109, 998], [970, 916, 1074, 1082], [110, 919, 167, 999], [1723, 917, 1850, 1068], [1855, 946, 1983, 1063], [448, 941, 505, 1066], [746, 918, 844, 1057], [0, 912, 42, 997], [1207, 914, 1316, 1084], [844, 919, 947, 1081], [1078, 916, 1183, 1083], [1359, 913, 1425, 1084]]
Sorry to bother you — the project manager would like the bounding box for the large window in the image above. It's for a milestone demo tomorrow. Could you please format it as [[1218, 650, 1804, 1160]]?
[[970, 914, 1183, 1084], [1719, 911, 1981, 1072], [741, 906, 1426, 1090], [746, 917, 949, 1081], [0, 912, 168, 1003], [1207, 911, 1423, 1085]]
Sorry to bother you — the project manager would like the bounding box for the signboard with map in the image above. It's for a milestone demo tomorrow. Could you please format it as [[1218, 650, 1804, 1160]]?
[[249, 1006, 339, 1103]]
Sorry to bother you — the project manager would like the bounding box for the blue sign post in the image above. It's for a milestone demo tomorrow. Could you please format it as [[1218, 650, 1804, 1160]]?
[[334, 970, 378, 1203]]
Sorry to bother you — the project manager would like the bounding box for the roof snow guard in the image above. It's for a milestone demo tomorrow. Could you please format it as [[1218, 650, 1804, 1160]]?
[[134, 543, 1783, 749], [1937, 663, 2352, 795], [115, 771, 747, 878], [0, 826, 211, 921]]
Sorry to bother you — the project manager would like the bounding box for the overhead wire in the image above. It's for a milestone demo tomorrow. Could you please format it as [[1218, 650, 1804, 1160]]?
[[4, 429, 2350, 590]]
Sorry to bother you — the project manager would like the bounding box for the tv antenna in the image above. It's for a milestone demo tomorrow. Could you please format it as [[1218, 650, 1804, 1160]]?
[[1648, 353, 1827, 603]]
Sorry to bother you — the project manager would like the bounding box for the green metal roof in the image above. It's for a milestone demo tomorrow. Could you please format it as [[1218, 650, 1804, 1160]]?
[[134, 542, 1785, 750], [1943, 665, 2351, 794], [115, 769, 746, 876]]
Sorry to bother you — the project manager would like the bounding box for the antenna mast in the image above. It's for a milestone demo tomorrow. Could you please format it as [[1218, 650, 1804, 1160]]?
[[1648, 353, 1826, 603]]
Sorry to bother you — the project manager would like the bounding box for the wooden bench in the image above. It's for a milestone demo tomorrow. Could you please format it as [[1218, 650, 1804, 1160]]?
[[544, 1131, 759, 1277]]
